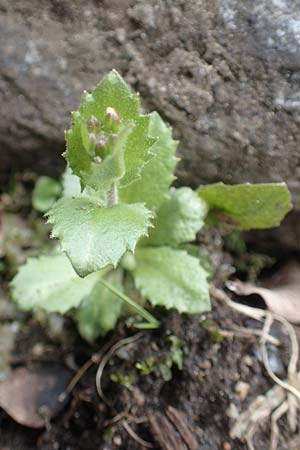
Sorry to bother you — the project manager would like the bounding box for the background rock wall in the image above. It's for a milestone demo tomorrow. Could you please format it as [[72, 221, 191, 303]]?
[[1, 0, 300, 210]]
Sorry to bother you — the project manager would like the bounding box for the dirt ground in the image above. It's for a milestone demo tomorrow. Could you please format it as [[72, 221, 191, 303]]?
[[0, 303, 275, 450]]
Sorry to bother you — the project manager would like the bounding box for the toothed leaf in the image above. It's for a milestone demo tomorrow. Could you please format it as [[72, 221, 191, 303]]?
[[47, 197, 152, 277], [65, 70, 156, 194], [133, 247, 210, 313], [145, 187, 208, 246], [11, 253, 102, 313], [120, 112, 178, 209], [62, 166, 82, 198]]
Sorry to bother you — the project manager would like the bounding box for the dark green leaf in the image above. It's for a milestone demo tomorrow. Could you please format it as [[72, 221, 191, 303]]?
[[198, 183, 292, 229]]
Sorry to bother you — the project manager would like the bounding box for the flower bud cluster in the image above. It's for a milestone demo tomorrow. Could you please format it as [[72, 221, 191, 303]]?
[[86, 107, 121, 164]]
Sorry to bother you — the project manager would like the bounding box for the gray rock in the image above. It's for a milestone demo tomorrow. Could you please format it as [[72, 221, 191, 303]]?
[[1, 0, 300, 209]]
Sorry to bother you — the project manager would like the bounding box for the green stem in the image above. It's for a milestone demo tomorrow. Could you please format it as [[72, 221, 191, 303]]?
[[107, 181, 119, 207], [99, 278, 160, 328]]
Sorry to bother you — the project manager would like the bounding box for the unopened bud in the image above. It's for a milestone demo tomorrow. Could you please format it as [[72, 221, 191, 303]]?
[[88, 133, 97, 145], [94, 156, 102, 164], [87, 116, 100, 131], [97, 137, 108, 148], [95, 136, 109, 158], [104, 107, 120, 132], [87, 132, 97, 156]]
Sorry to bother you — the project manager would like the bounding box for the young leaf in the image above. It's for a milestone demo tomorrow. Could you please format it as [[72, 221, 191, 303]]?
[[120, 112, 178, 209], [65, 70, 156, 193], [32, 176, 62, 212], [198, 183, 292, 230], [47, 197, 153, 277], [11, 253, 103, 313], [62, 165, 105, 204], [77, 269, 123, 341], [74, 121, 135, 193], [145, 187, 208, 246], [133, 247, 210, 313], [62, 166, 82, 198]]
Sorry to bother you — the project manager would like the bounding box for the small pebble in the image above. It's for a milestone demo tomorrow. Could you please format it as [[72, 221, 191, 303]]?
[[223, 443, 231, 450], [31, 343, 44, 357], [242, 355, 253, 367], [199, 360, 211, 370], [113, 435, 122, 446], [226, 402, 239, 419], [235, 381, 250, 401]]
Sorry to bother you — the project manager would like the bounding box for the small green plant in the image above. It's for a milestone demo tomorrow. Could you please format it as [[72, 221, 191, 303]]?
[[135, 335, 185, 381], [10, 70, 292, 340]]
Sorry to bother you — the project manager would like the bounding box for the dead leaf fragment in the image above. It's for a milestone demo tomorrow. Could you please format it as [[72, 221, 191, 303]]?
[[0, 364, 72, 428], [227, 261, 300, 323]]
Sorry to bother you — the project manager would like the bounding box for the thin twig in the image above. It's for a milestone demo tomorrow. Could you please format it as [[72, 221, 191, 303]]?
[[58, 334, 120, 402], [260, 315, 300, 403], [95, 333, 143, 405], [104, 410, 128, 427], [122, 419, 154, 449], [211, 284, 300, 450], [210, 284, 266, 321], [219, 327, 280, 345], [269, 401, 288, 450]]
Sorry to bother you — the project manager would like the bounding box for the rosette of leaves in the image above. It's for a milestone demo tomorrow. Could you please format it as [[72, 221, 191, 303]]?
[[11, 71, 210, 339], [11, 70, 292, 340]]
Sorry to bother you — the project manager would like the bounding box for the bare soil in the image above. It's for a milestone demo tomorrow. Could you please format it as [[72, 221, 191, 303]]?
[[0, 299, 280, 450]]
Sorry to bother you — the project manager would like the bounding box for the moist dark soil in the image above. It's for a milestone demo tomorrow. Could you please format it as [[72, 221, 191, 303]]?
[[0, 297, 285, 450]]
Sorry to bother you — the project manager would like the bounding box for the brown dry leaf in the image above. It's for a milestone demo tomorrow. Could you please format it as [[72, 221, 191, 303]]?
[[0, 364, 72, 428], [227, 261, 300, 323]]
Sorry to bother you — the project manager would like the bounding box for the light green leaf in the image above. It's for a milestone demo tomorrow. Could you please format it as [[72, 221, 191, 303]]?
[[80, 70, 140, 121], [77, 269, 123, 341], [11, 253, 103, 313], [120, 112, 178, 209], [145, 187, 208, 246], [32, 176, 62, 212], [133, 247, 210, 313], [47, 197, 153, 277], [198, 183, 292, 230], [62, 166, 82, 198], [62, 165, 105, 204], [65, 70, 156, 193], [179, 244, 214, 278]]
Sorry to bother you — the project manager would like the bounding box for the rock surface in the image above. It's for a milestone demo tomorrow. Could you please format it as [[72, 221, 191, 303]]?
[[1, 0, 300, 207]]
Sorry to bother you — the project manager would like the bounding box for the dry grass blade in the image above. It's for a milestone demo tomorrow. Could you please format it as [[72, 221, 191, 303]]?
[[95, 333, 143, 405], [227, 261, 300, 324]]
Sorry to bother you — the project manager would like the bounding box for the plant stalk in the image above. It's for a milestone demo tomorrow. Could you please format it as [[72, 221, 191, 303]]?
[[107, 181, 119, 207], [99, 278, 160, 328]]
